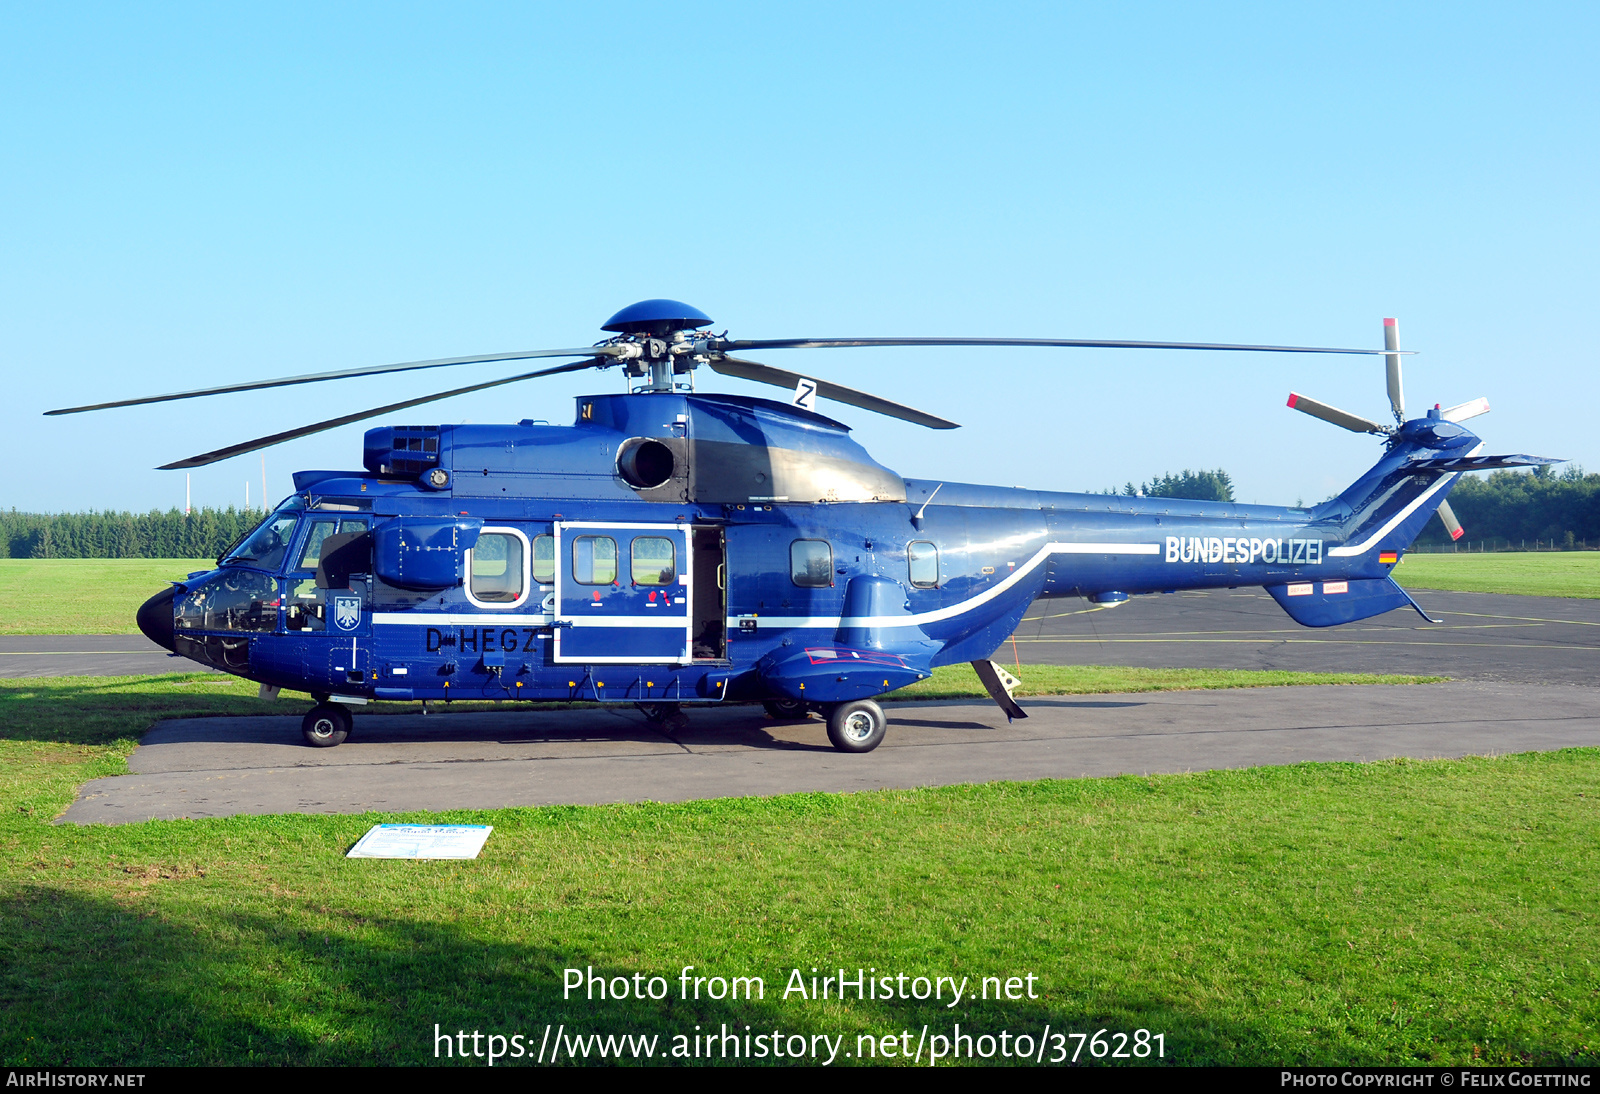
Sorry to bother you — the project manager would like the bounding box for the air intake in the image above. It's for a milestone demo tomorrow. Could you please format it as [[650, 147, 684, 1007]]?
[[363, 425, 441, 477]]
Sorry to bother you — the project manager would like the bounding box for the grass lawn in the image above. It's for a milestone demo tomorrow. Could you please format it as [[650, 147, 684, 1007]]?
[[1397, 551, 1600, 599], [0, 558, 216, 635], [1, 673, 1593, 1067]]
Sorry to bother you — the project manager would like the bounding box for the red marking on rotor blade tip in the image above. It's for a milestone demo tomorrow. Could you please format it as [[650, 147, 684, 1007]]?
[[1450, 527, 1465, 541], [1287, 393, 1299, 407], [1384, 318, 1397, 326]]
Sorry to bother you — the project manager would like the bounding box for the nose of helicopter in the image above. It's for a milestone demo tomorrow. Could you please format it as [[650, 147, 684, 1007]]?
[[137, 586, 179, 652]]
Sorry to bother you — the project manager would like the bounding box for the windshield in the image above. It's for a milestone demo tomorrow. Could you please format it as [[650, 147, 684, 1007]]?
[[219, 497, 306, 568], [221, 513, 299, 571]]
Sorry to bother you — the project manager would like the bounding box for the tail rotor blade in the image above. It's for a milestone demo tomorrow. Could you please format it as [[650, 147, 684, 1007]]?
[[1440, 396, 1491, 423], [1384, 318, 1405, 424], [1437, 499, 1465, 541], [1286, 392, 1391, 435]]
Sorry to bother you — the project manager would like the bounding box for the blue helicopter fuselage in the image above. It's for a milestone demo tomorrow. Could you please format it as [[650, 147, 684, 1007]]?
[[143, 390, 1477, 710]]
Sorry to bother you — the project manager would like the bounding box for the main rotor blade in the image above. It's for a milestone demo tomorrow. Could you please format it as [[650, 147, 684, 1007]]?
[[1436, 500, 1465, 541], [1383, 318, 1405, 424], [156, 357, 604, 470], [48, 345, 626, 416], [1286, 392, 1390, 435], [708, 356, 959, 429], [713, 336, 1411, 356]]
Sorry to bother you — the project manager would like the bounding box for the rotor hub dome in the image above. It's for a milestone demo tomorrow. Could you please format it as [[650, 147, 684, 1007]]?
[[601, 299, 713, 336]]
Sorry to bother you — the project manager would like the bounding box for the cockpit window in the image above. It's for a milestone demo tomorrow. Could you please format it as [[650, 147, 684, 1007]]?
[[221, 515, 299, 572], [296, 519, 369, 571]]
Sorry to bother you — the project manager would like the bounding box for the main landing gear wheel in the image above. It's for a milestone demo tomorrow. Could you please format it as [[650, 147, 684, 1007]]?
[[825, 699, 887, 754], [302, 703, 351, 748], [762, 698, 811, 721], [636, 702, 689, 733]]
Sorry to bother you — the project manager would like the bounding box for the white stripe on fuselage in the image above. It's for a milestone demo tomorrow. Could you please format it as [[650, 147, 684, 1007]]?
[[1326, 444, 1480, 557], [372, 612, 685, 628], [373, 612, 551, 626], [733, 540, 1160, 630]]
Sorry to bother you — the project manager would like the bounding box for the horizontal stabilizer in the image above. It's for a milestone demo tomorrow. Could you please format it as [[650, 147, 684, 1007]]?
[[1407, 454, 1562, 472], [1267, 577, 1411, 627]]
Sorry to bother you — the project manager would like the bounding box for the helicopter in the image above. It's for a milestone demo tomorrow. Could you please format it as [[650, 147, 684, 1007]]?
[[48, 301, 1555, 753]]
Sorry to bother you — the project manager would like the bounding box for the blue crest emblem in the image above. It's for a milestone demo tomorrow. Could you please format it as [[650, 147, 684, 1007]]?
[[332, 596, 361, 631]]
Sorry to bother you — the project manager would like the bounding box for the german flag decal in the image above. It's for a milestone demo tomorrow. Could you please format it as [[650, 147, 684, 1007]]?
[[1379, 551, 1398, 565]]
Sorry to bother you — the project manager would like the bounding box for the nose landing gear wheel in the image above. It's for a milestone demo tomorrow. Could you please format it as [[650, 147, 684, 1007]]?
[[825, 699, 886, 753], [302, 703, 352, 747], [636, 702, 690, 733], [762, 698, 811, 721]]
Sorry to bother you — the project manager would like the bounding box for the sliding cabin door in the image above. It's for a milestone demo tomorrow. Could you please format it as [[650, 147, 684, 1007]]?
[[552, 521, 692, 664]]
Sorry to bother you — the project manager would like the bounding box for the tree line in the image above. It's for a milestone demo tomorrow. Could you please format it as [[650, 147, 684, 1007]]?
[[1412, 465, 1599, 548], [1102, 469, 1237, 502], [1, 507, 264, 559]]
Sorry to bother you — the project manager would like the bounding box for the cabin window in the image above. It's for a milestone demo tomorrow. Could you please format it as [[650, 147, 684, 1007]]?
[[908, 541, 939, 588], [572, 535, 618, 585], [632, 536, 676, 585], [532, 534, 555, 584], [467, 530, 528, 607], [790, 539, 833, 587]]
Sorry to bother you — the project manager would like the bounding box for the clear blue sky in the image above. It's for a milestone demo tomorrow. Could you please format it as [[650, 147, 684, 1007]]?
[[4, 2, 1595, 514]]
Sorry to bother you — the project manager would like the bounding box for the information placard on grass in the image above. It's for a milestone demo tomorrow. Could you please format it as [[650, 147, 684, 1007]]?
[[347, 824, 492, 859]]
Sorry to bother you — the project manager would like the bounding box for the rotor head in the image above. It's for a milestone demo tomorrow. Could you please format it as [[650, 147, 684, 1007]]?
[[601, 299, 714, 337]]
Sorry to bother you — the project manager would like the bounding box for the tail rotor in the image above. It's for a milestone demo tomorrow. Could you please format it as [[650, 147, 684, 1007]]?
[[1287, 317, 1489, 542]]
